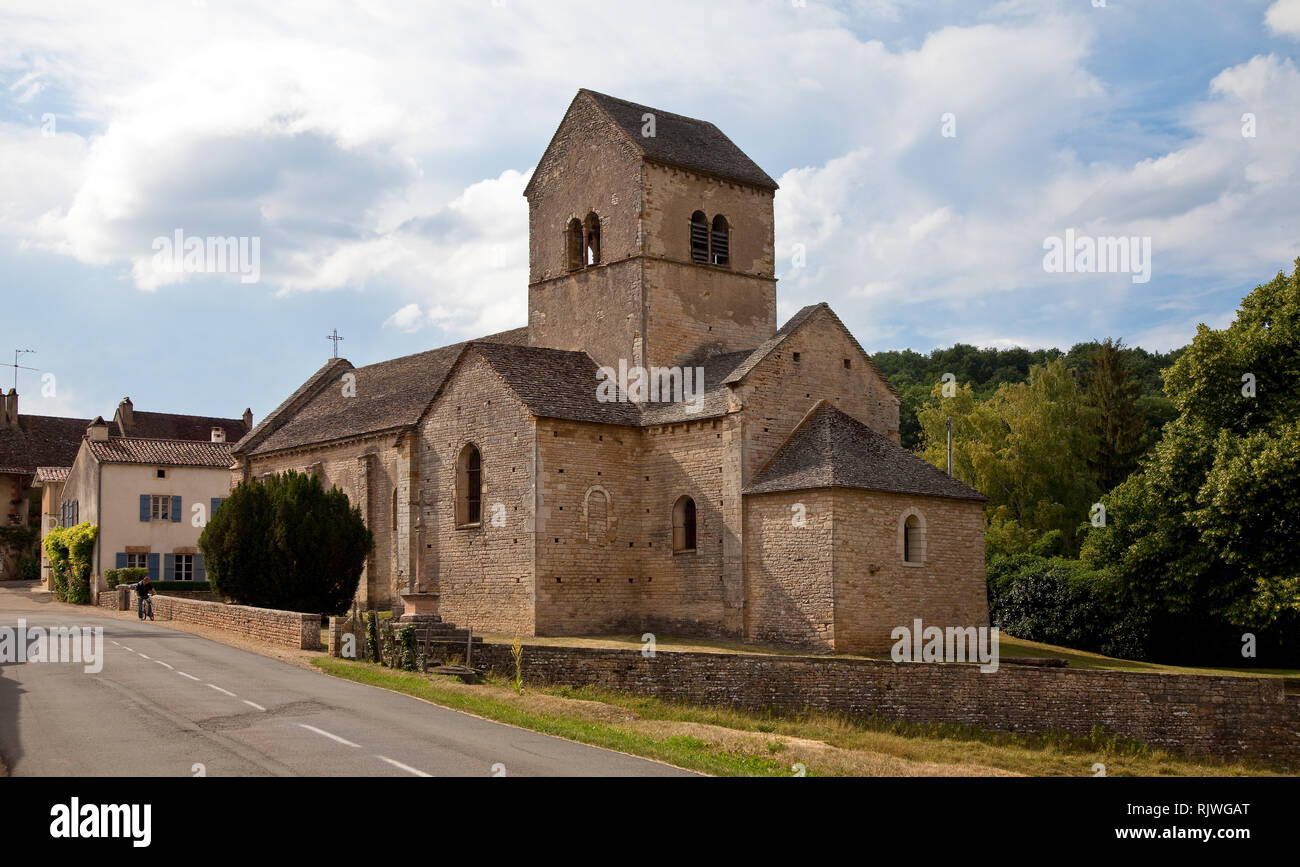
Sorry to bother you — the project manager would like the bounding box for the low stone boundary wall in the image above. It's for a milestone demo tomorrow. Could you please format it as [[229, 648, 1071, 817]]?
[[472, 643, 1299, 768], [100, 586, 320, 650]]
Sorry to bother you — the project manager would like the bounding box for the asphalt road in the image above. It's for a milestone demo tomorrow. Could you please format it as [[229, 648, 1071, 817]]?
[[0, 583, 692, 777]]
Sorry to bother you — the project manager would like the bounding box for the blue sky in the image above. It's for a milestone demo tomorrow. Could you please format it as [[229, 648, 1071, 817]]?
[[1, 0, 1298, 423]]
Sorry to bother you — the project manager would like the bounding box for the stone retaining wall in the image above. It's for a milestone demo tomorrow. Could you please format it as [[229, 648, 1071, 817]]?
[[472, 643, 1299, 768], [100, 587, 320, 650]]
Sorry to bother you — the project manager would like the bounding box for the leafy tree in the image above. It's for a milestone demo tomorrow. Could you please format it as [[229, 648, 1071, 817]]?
[[1082, 337, 1147, 492], [200, 471, 373, 613], [1082, 261, 1300, 662], [874, 338, 1179, 452], [918, 358, 1099, 554]]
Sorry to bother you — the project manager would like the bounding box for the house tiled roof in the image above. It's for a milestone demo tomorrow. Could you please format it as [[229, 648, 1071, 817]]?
[[116, 410, 248, 442], [86, 437, 236, 468], [34, 466, 71, 484], [746, 403, 987, 502], [244, 327, 529, 455], [581, 90, 779, 191], [0, 414, 92, 474]]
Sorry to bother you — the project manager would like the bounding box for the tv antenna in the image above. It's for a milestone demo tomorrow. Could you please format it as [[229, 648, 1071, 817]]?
[[8, 349, 37, 390]]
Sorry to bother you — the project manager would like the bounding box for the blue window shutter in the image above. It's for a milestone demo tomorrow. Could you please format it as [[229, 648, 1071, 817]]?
[[211, 497, 222, 518], [140, 494, 151, 522], [171, 495, 182, 522], [115, 552, 127, 569], [194, 554, 206, 583], [147, 553, 160, 581], [163, 553, 175, 581]]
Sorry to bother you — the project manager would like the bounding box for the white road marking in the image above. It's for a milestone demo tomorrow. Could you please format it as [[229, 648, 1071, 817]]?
[[242, 700, 266, 711], [207, 684, 236, 697], [154, 660, 174, 670], [177, 672, 200, 681], [122, 646, 133, 652], [138, 653, 150, 660], [374, 754, 432, 777], [297, 724, 360, 748], [110, 640, 120, 646]]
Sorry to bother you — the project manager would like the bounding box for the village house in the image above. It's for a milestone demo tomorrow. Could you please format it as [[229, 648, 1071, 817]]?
[[232, 89, 989, 652], [0, 388, 87, 580], [0, 391, 250, 589]]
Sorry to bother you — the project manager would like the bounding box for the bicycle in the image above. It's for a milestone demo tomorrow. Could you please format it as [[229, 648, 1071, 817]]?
[[137, 591, 154, 621]]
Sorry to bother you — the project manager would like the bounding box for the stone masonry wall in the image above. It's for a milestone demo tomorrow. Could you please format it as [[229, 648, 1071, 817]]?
[[641, 162, 777, 370], [419, 352, 536, 636], [473, 643, 1300, 767], [144, 592, 320, 650], [527, 92, 646, 374], [735, 308, 901, 485], [833, 489, 989, 653], [742, 490, 836, 650], [534, 414, 743, 638]]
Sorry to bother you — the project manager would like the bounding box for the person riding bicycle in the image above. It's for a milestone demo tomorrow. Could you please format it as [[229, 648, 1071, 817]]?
[[134, 574, 155, 620]]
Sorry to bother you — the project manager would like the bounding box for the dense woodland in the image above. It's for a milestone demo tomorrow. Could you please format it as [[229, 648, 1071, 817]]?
[[873, 261, 1300, 666]]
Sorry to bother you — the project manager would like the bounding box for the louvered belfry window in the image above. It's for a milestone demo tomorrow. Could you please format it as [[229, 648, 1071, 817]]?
[[690, 211, 709, 263], [710, 214, 730, 267]]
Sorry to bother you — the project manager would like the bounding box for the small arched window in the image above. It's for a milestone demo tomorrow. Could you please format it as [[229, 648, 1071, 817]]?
[[901, 511, 926, 564], [689, 211, 709, 263], [584, 212, 601, 266], [672, 495, 697, 553], [710, 214, 730, 267], [566, 218, 584, 271], [456, 444, 483, 527]]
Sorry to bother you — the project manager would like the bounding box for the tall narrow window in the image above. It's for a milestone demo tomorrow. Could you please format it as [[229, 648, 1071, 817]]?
[[584, 212, 601, 266], [566, 218, 584, 271], [457, 444, 483, 527], [710, 214, 730, 266], [902, 513, 925, 563], [672, 495, 697, 552], [689, 211, 709, 263]]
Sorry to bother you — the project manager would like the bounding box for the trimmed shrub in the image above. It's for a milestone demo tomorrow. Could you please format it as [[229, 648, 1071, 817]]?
[[199, 470, 372, 613], [151, 581, 212, 593], [105, 567, 148, 589]]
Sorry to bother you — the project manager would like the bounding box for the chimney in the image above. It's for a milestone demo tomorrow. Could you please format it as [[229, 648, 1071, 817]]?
[[2, 389, 14, 429], [242, 407, 253, 429], [211, 427, 226, 443], [87, 416, 110, 442], [117, 396, 134, 430]]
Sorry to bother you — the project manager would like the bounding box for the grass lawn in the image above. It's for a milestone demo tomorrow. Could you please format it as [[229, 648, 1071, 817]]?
[[313, 657, 1287, 777]]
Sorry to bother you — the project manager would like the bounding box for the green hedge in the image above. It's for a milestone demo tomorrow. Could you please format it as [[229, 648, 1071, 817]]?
[[152, 581, 211, 593], [105, 567, 148, 588], [987, 553, 1148, 660]]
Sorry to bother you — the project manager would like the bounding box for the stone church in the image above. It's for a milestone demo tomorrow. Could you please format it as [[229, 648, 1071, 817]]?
[[231, 89, 988, 652]]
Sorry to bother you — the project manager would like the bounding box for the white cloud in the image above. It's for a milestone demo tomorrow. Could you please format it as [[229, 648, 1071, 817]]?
[[383, 303, 424, 333], [0, 0, 1295, 358], [1266, 0, 1300, 39]]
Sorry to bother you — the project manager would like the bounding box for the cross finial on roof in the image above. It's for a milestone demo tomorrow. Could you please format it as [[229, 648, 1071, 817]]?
[[327, 329, 344, 358]]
